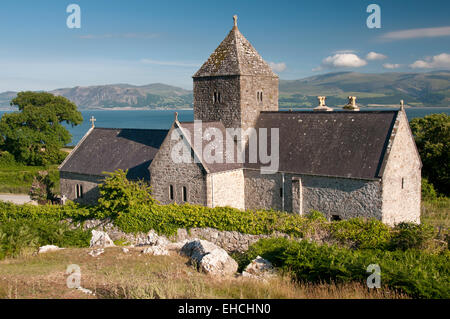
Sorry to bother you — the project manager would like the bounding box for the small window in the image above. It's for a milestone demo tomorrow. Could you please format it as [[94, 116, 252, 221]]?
[[331, 215, 341, 221], [182, 186, 187, 202], [280, 187, 283, 197], [401, 178, 404, 189], [218, 92, 221, 103], [257, 91, 263, 102], [213, 92, 217, 103], [76, 184, 83, 199], [169, 185, 174, 200]]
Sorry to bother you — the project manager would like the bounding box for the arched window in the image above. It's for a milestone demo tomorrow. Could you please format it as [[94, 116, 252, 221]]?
[[182, 186, 187, 202], [76, 184, 83, 199], [218, 92, 221, 103], [169, 184, 174, 200], [213, 92, 217, 103]]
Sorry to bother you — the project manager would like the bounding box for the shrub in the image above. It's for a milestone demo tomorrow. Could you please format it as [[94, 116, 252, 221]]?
[[306, 210, 327, 221], [97, 169, 156, 218], [422, 178, 438, 201], [0, 216, 90, 259], [0, 151, 17, 167], [390, 222, 435, 250], [244, 238, 450, 298], [330, 218, 392, 249]]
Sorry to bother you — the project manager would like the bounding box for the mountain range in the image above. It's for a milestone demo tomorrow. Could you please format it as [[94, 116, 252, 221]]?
[[1, 71, 449, 110]]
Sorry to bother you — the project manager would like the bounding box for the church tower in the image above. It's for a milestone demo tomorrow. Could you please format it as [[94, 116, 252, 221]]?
[[193, 15, 279, 132]]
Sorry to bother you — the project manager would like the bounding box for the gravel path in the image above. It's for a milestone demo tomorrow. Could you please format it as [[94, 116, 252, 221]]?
[[0, 194, 37, 205]]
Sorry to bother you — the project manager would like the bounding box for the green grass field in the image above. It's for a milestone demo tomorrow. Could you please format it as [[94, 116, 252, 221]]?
[[0, 163, 59, 194]]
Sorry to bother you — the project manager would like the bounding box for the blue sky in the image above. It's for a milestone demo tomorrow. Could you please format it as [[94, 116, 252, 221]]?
[[0, 0, 449, 91]]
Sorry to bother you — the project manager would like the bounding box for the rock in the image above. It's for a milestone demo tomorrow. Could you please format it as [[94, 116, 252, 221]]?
[[90, 230, 115, 248], [166, 240, 189, 252], [242, 256, 275, 280], [88, 248, 104, 257], [142, 245, 169, 256], [38, 245, 62, 254], [180, 239, 238, 276], [122, 248, 129, 253], [77, 287, 95, 295], [137, 230, 170, 247]]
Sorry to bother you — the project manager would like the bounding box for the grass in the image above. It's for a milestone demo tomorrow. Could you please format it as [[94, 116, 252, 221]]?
[[0, 163, 59, 194], [421, 197, 450, 232], [0, 248, 408, 299]]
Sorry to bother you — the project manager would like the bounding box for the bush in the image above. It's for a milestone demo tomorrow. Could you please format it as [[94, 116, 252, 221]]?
[[97, 169, 156, 218], [0, 216, 91, 259], [244, 238, 450, 298], [390, 222, 435, 250], [422, 178, 438, 201], [330, 218, 392, 249], [0, 151, 17, 167]]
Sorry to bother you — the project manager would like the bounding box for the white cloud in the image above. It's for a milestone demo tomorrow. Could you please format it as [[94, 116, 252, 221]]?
[[366, 52, 387, 61], [380, 26, 450, 40], [409, 53, 450, 69], [140, 59, 200, 67], [383, 63, 401, 69], [269, 62, 287, 72], [315, 53, 367, 71]]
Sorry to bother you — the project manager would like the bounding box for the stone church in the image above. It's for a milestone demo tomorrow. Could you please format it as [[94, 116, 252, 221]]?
[[59, 16, 422, 225]]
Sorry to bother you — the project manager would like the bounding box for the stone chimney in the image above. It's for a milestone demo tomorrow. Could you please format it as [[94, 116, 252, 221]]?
[[343, 96, 359, 111], [313, 96, 332, 111]]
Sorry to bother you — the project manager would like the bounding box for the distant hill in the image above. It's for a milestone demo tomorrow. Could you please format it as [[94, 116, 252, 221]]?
[[0, 83, 193, 110], [279, 70, 450, 107], [1, 71, 449, 110]]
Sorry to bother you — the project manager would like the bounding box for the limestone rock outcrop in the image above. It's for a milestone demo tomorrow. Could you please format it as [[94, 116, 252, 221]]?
[[90, 230, 115, 248], [181, 239, 238, 276]]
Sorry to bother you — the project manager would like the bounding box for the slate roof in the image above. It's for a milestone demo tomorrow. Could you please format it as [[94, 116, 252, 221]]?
[[193, 24, 277, 78], [245, 111, 399, 179], [59, 128, 169, 180], [177, 121, 242, 173]]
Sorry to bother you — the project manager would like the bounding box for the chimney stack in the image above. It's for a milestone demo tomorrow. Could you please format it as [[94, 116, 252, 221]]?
[[343, 96, 359, 111], [313, 96, 332, 111]]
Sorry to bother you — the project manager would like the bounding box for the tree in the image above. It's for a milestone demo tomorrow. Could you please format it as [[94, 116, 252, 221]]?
[[410, 113, 449, 196], [97, 169, 157, 217], [29, 171, 55, 204], [0, 92, 82, 166]]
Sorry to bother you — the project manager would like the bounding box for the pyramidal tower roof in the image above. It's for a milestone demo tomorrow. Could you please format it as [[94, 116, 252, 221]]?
[[193, 15, 277, 78]]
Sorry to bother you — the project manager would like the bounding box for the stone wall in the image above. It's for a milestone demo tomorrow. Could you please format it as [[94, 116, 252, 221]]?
[[381, 110, 421, 225], [60, 171, 104, 205], [193, 75, 278, 132], [244, 169, 383, 220], [80, 219, 289, 253], [150, 124, 208, 206], [193, 76, 241, 129], [240, 75, 278, 132], [209, 169, 245, 210]]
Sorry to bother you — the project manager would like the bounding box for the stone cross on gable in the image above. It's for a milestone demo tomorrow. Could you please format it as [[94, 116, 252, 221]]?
[[90, 116, 96, 128]]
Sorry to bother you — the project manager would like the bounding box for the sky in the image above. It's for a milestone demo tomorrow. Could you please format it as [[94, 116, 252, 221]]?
[[0, 0, 449, 91]]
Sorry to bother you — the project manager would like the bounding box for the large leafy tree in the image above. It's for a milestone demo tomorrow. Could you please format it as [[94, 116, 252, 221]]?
[[410, 113, 449, 196], [0, 92, 83, 165]]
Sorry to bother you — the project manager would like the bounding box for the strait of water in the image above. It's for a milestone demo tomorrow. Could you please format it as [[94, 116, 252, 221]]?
[[1, 107, 449, 146]]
